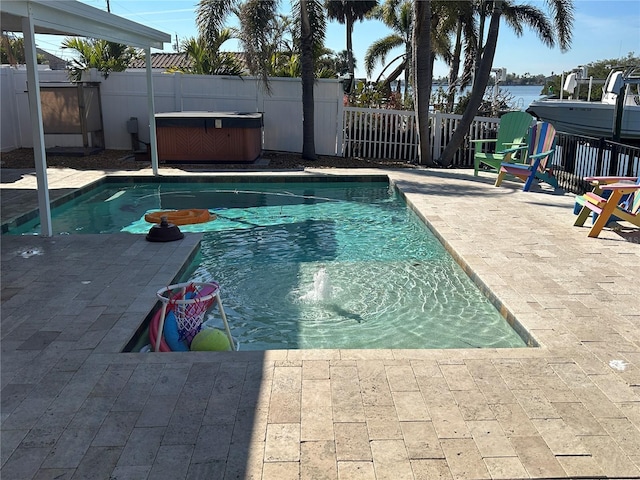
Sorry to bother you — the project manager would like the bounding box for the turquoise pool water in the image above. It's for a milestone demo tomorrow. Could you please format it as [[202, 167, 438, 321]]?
[[8, 180, 527, 350]]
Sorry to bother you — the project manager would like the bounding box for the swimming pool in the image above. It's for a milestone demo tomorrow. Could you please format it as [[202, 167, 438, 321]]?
[[7, 177, 528, 349]]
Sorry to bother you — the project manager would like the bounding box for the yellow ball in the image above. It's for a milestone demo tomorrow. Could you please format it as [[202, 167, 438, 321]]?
[[190, 328, 231, 351]]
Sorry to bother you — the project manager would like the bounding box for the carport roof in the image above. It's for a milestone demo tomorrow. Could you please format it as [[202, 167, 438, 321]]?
[[0, 0, 170, 48], [0, 0, 171, 236]]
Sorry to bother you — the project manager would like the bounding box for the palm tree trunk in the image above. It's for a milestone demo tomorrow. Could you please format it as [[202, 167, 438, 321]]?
[[346, 14, 355, 79], [413, 0, 433, 166], [474, 0, 488, 86], [403, 42, 411, 102], [438, 0, 502, 167], [446, 19, 463, 112], [300, 0, 317, 160]]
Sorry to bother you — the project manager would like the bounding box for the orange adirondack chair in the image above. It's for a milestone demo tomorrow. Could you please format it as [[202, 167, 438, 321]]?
[[573, 175, 640, 238]]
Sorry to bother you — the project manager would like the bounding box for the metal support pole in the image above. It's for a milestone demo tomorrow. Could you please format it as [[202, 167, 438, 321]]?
[[146, 47, 159, 175], [22, 12, 52, 236]]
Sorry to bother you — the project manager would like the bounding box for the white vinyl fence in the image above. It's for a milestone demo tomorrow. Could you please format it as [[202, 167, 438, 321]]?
[[0, 67, 344, 155], [1, 66, 502, 165]]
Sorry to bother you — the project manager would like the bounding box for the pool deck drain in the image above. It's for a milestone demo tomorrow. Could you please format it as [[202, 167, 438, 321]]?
[[2, 166, 640, 479]]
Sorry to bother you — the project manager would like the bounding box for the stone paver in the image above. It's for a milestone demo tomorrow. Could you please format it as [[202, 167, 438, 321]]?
[[2, 166, 640, 479]]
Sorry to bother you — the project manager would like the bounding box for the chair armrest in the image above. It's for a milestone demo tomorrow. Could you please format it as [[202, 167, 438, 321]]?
[[497, 145, 528, 155], [599, 182, 640, 193], [469, 139, 497, 144], [527, 149, 555, 160], [584, 176, 638, 185]]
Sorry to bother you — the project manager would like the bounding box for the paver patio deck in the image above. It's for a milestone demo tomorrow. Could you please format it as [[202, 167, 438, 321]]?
[[2, 166, 639, 479]]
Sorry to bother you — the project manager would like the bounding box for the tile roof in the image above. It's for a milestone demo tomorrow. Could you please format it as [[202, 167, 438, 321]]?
[[128, 52, 192, 69]]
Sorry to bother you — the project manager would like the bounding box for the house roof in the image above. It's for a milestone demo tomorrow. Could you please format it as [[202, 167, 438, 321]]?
[[128, 52, 251, 73], [36, 48, 67, 70], [129, 52, 192, 70]]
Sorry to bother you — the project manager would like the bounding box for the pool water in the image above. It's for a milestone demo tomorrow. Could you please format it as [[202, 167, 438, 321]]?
[[9, 180, 527, 350]]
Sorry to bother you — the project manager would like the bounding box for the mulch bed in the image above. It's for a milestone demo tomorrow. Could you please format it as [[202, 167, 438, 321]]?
[[0, 148, 417, 171]]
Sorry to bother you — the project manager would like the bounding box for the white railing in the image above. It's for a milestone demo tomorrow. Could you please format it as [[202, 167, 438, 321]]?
[[341, 107, 500, 166], [341, 107, 419, 160]]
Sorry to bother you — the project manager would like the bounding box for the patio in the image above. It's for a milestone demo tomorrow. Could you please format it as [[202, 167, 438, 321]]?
[[2, 165, 640, 479]]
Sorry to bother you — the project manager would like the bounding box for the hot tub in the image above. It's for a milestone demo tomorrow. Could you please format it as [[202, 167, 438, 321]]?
[[155, 111, 263, 163]]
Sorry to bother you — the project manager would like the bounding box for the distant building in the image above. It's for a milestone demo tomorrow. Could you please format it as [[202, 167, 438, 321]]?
[[1, 48, 67, 70], [36, 49, 68, 70]]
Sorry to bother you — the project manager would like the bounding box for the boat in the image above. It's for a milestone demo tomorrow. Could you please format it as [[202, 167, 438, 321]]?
[[526, 66, 640, 141]]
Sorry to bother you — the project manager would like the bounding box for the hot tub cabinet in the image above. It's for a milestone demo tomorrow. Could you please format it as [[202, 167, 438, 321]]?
[[155, 112, 263, 163]]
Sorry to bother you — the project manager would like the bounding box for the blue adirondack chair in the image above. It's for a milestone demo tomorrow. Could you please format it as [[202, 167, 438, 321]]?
[[494, 122, 558, 192]]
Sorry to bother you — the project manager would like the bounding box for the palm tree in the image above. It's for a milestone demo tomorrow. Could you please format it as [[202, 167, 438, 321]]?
[[325, 0, 377, 84], [263, 24, 338, 78], [364, 0, 413, 100], [1, 33, 50, 66], [197, 0, 326, 160], [62, 37, 140, 82], [434, 1, 477, 112], [331, 49, 352, 75], [297, 1, 322, 159], [179, 29, 244, 75], [437, 0, 574, 166], [1, 35, 26, 65], [365, 0, 453, 106], [312, 47, 349, 77]]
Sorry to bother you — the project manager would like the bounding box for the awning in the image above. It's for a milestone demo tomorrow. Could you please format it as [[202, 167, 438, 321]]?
[[0, 1, 171, 236]]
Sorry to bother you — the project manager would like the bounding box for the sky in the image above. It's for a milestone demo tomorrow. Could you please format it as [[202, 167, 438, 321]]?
[[34, 0, 640, 81]]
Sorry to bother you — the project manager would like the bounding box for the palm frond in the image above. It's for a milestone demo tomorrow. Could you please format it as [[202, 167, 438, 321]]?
[[545, 0, 574, 51], [364, 34, 404, 76], [196, 0, 239, 42], [239, 0, 279, 82], [503, 2, 555, 48]]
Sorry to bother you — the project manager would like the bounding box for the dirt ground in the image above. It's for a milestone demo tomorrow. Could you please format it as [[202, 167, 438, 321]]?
[[0, 148, 417, 171]]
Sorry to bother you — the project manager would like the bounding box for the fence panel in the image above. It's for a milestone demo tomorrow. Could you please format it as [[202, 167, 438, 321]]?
[[342, 107, 421, 161], [342, 107, 499, 166], [553, 132, 640, 194], [0, 67, 21, 152]]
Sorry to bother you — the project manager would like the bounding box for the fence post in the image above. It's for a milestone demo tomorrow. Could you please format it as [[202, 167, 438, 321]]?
[[609, 141, 620, 176], [596, 137, 606, 175], [432, 111, 441, 160], [174, 72, 183, 111], [336, 89, 344, 156]]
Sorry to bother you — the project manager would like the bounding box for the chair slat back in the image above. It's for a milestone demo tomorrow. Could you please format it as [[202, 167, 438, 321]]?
[[630, 192, 640, 215], [626, 177, 640, 215], [495, 111, 534, 151], [616, 176, 640, 213], [528, 122, 556, 171]]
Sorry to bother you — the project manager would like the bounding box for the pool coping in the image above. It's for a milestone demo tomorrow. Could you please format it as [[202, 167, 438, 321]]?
[[397, 187, 538, 349]]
